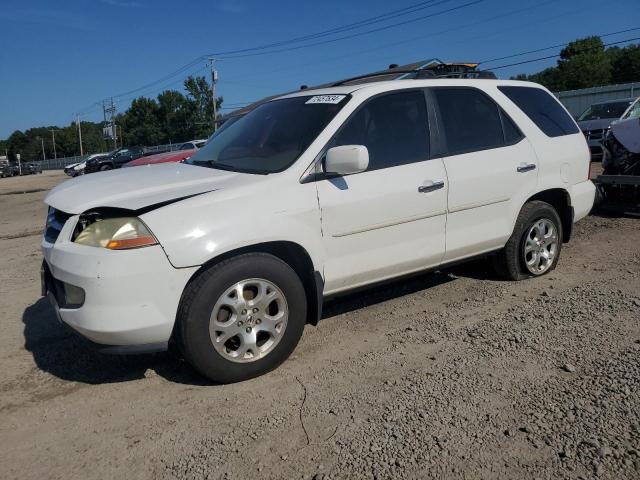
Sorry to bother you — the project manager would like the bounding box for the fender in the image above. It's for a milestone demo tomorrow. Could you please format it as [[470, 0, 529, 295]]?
[[140, 174, 326, 274]]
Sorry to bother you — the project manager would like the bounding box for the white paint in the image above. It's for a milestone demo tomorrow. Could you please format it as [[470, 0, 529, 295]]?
[[43, 78, 595, 348]]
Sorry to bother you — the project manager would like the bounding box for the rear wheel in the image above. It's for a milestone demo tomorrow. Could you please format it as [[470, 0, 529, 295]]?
[[494, 200, 563, 280], [178, 253, 307, 383], [99, 164, 112, 171]]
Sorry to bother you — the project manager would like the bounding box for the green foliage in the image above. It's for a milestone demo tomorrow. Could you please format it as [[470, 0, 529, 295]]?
[[514, 36, 639, 91], [1, 75, 223, 161], [609, 44, 640, 84]]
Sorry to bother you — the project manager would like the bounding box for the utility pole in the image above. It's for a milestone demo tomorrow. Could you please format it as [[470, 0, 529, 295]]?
[[49, 129, 57, 159], [103, 98, 117, 149], [76, 114, 84, 156], [41, 137, 46, 161], [208, 57, 218, 131]]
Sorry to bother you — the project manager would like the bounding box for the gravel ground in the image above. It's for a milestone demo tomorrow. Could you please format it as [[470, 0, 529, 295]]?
[[0, 171, 639, 480]]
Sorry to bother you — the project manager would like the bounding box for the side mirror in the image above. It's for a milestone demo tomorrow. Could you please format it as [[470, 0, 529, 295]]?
[[324, 145, 369, 176]]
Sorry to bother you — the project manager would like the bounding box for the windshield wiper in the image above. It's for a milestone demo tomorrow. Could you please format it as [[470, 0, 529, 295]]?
[[197, 159, 270, 175]]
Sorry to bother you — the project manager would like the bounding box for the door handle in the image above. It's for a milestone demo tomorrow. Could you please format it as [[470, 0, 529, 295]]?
[[418, 180, 445, 193], [517, 163, 536, 173]]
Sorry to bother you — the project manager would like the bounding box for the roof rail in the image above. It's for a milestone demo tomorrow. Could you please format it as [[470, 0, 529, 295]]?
[[332, 69, 421, 86], [332, 68, 496, 86]]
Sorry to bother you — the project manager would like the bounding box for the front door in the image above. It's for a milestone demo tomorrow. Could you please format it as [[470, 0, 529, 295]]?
[[316, 90, 448, 294]]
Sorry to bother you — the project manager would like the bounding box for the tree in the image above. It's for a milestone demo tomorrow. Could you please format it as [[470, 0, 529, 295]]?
[[183, 75, 222, 138], [556, 37, 611, 90], [6, 130, 28, 161], [512, 36, 640, 91], [119, 97, 163, 146], [526, 67, 565, 91], [157, 90, 196, 143], [1, 74, 226, 157], [609, 44, 640, 84]]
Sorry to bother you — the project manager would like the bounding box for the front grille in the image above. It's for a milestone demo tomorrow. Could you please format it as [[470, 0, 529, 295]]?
[[44, 207, 71, 244]]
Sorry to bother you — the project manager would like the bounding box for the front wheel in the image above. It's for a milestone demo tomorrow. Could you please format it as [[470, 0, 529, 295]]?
[[99, 164, 112, 171], [494, 200, 563, 280], [177, 253, 307, 383]]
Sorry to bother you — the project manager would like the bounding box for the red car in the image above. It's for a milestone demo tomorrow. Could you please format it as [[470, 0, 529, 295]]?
[[123, 140, 206, 168]]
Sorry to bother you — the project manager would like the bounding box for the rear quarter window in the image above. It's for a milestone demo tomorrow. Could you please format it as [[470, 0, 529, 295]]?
[[498, 86, 579, 138]]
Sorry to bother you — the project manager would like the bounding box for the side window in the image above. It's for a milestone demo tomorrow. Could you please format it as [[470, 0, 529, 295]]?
[[433, 88, 505, 155], [331, 90, 429, 171], [501, 111, 524, 144], [498, 86, 580, 137]]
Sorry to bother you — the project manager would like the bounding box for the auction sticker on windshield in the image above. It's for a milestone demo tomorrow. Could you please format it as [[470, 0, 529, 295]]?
[[305, 95, 346, 104]]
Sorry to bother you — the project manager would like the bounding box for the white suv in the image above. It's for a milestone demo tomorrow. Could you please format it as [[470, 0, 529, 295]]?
[[42, 79, 595, 382]]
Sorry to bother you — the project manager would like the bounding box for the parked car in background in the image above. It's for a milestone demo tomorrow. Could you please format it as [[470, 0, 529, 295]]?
[[64, 153, 110, 177], [123, 142, 206, 168], [577, 97, 638, 160], [0, 163, 13, 177], [84, 146, 146, 173], [42, 78, 594, 383], [177, 139, 207, 150], [20, 162, 43, 174], [122, 149, 196, 168]]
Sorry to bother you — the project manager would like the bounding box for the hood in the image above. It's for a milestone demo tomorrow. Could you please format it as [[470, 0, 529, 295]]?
[[577, 118, 614, 131], [611, 117, 640, 154], [45, 162, 243, 214]]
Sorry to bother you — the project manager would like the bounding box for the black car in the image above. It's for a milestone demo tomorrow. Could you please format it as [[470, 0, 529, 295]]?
[[21, 162, 43, 174], [84, 146, 146, 173], [0, 164, 13, 178]]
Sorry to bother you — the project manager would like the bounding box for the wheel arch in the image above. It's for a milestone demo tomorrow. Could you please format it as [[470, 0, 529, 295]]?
[[181, 241, 324, 328], [524, 188, 573, 242]]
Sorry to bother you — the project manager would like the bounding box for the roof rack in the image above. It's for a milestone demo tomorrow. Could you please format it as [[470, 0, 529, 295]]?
[[332, 69, 421, 86], [332, 66, 496, 86]]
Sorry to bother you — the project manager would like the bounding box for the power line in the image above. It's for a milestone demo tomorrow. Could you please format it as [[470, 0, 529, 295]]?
[[208, 0, 456, 56], [215, 0, 486, 59], [73, 0, 483, 115], [239, 0, 559, 81], [75, 0, 456, 107], [480, 26, 640, 64], [491, 36, 640, 70]]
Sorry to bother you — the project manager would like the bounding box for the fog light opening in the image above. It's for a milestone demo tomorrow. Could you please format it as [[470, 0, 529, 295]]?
[[63, 282, 85, 308]]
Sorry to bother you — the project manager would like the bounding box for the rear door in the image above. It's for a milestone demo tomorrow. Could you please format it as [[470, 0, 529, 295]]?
[[316, 89, 448, 293], [428, 87, 539, 262]]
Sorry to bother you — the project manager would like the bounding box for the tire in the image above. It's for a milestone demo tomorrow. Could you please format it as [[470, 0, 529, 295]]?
[[177, 253, 307, 383], [99, 164, 112, 171], [493, 200, 563, 281]]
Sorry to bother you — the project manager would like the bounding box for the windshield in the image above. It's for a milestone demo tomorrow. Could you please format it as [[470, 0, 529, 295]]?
[[578, 101, 632, 121], [621, 99, 640, 120], [187, 95, 349, 174]]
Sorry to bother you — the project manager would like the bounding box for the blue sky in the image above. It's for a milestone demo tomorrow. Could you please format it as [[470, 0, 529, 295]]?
[[0, 0, 638, 138]]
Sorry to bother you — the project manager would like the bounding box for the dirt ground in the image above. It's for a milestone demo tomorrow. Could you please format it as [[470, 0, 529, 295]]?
[[0, 170, 639, 480]]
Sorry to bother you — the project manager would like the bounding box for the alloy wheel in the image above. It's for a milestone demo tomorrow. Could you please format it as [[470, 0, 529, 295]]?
[[209, 278, 288, 363]]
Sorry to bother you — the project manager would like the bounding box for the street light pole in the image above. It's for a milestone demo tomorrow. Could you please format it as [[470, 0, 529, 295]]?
[[76, 114, 84, 156], [49, 129, 57, 159], [41, 137, 46, 161], [208, 57, 218, 132]]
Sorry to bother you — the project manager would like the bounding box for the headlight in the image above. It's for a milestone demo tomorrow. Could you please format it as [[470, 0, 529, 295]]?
[[74, 217, 158, 250]]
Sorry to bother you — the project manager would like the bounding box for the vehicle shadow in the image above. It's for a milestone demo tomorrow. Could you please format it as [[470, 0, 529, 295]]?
[[22, 298, 209, 386], [321, 257, 498, 320], [23, 259, 498, 386]]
